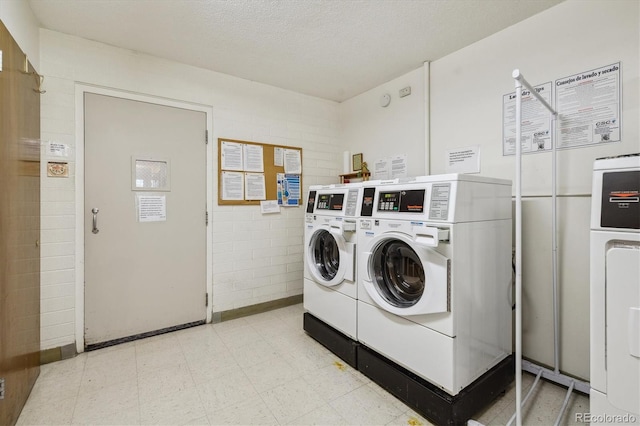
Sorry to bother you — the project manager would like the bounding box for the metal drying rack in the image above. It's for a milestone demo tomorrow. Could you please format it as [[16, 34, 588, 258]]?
[[510, 69, 590, 426]]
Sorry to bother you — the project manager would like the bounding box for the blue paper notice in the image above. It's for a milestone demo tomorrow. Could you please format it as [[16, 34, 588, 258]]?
[[277, 174, 300, 206]]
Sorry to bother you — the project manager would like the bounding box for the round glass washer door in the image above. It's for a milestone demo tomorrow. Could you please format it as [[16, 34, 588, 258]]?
[[371, 239, 425, 307], [308, 228, 345, 286], [364, 232, 449, 316]]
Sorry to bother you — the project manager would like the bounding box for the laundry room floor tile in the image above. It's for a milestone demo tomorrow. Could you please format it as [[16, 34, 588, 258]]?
[[228, 338, 281, 369], [137, 361, 196, 405], [286, 403, 349, 425], [243, 356, 302, 393], [16, 396, 76, 426], [18, 303, 590, 426], [139, 386, 206, 426], [387, 409, 434, 426], [301, 362, 368, 402], [196, 369, 259, 414], [260, 377, 327, 424], [329, 384, 407, 425], [71, 378, 140, 425], [207, 395, 277, 425]]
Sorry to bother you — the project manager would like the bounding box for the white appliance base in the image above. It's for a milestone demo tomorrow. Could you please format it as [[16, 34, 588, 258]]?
[[358, 301, 508, 395], [304, 278, 357, 340]]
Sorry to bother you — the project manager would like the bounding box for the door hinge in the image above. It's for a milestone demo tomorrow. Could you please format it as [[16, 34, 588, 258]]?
[[206, 211, 209, 226], [0, 377, 5, 400], [205, 293, 209, 307], [205, 129, 209, 144]]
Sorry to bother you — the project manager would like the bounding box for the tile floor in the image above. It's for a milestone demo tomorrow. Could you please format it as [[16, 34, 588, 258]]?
[[17, 304, 589, 425]]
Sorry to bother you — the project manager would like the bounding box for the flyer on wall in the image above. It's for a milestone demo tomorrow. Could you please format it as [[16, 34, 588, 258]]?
[[503, 82, 553, 156], [220, 141, 244, 171], [277, 173, 300, 206], [244, 173, 266, 200], [221, 171, 244, 200], [555, 62, 621, 149]]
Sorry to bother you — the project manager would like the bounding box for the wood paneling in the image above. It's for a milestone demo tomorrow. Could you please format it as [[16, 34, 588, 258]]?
[[0, 19, 41, 426]]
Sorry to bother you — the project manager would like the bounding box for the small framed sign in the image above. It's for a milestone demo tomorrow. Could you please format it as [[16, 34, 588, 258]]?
[[352, 153, 363, 172], [47, 162, 69, 177]]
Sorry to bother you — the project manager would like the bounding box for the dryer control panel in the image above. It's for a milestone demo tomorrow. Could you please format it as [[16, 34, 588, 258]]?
[[601, 171, 639, 229], [592, 153, 640, 231]]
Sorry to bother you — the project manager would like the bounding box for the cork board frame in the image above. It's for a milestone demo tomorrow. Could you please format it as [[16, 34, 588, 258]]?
[[217, 138, 303, 206]]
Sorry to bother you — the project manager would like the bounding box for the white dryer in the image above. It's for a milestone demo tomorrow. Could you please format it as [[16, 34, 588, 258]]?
[[303, 183, 363, 366], [590, 154, 640, 425], [356, 174, 513, 397]]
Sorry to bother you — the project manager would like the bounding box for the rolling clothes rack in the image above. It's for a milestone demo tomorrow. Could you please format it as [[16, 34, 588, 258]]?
[[510, 70, 589, 426]]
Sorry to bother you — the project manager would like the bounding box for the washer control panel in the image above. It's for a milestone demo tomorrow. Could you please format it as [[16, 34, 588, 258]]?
[[377, 189, 425, 213]]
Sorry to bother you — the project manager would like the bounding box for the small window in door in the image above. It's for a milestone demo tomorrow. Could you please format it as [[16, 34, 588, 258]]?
[[132, 157, 171, 191]]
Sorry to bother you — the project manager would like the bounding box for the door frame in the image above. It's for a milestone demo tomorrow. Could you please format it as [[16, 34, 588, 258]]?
[[74, 84, 213, 353]]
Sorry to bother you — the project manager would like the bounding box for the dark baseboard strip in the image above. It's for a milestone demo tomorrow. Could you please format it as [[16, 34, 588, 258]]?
[[214, 294, 303, 323], [85, 320, 206, 352], [40, 343, 77, 365]]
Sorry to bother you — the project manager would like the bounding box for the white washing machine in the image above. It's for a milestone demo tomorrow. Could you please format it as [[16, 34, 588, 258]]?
[[590, 154, 640, 425], [303, 183, 363, 347], [357, 174, 513, 396]]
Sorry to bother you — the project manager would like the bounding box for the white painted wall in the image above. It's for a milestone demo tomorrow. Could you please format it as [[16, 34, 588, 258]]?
[[429, 0, 639, 380], [339, 66, 428, 177], [38, 29, 341, 350], [0, 0, 40, 70]]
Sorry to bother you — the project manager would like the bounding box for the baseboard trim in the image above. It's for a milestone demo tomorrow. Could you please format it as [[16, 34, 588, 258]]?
[[40, 343, 77, 365], [213, 294, 303, 323]]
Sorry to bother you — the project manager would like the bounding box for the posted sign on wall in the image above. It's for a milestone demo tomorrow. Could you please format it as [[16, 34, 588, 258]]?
[[137, 195, 167, 222], [503, 83, 553, 156], [556, 63, 621, 148], [502, 62, 621, 156]]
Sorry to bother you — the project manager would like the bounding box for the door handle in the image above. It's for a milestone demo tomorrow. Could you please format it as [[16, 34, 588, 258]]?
[[92, 208, 100, 234]]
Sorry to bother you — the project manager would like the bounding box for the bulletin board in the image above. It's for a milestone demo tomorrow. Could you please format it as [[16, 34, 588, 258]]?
[[217, 138, 303, 206]]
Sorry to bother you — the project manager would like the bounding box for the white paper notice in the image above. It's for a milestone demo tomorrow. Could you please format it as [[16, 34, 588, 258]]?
[[373, 158, 390, 180], [503, 82, 553, 156], [47, 141, 71, 158], [556, 62, 621, 148], [243, 144, 264, 172], [446, 145, 480, 174], [274, 147, 284, 167], [245, 173, 266, 200], [390, 155, 408, 178], [221, 171, 244, 200], [283, 149, 302, 174], [260, 200, 281, 214], [221, 141, 244, 171], [138, 195, 166, 222]]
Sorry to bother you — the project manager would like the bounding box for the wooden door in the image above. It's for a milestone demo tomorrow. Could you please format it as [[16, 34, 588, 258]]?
[[0, 20, 41, 426]]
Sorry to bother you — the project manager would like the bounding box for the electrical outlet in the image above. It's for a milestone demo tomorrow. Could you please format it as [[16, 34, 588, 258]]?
[[399, 86, 411, 98]]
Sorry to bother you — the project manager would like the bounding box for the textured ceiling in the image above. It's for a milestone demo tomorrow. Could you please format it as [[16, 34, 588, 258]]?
[[28, 0, 564, 102]]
